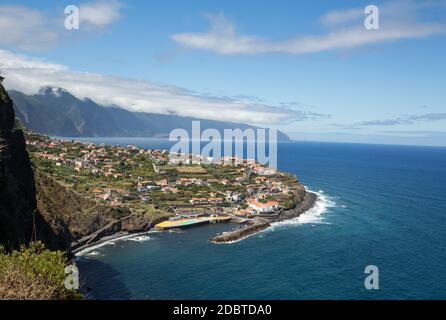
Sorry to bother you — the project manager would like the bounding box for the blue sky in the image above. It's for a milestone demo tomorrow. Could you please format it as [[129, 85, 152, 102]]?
[[1, 0, 445, 146]]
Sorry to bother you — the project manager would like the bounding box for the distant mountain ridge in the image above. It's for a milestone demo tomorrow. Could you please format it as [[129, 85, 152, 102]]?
[[10, 87, 290, 141]]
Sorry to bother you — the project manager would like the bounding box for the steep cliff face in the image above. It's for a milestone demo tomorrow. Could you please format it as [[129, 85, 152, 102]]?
[[35, 170, 155, 252], [0, 85, 15, 130], [0, 84, 57, 250], [35, 170, 136, 249]]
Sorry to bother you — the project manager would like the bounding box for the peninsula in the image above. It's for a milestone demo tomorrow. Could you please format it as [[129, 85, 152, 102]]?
[[25, 132, 317, 250]]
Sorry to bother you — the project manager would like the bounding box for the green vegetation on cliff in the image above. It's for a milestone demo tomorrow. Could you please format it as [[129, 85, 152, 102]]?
[[0, 241, 80, 300]]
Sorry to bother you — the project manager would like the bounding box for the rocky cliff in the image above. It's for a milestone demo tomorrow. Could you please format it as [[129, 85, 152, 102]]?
[[0, 84, 57, 250]]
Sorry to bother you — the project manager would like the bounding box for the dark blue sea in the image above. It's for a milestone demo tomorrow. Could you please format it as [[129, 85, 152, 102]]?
[[74, 139, 446, 299]]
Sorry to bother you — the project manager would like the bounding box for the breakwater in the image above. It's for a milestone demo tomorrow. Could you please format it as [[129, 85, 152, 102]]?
[[210, 191, 317, 243]]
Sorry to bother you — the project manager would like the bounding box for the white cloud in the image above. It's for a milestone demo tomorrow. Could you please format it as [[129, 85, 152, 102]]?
[[79, 0, 123, 27], [0, 50, 315, 125], [0, 1, 123, 51], [171, 1, 446, 55], [319, 8, 363, 26], [0, 6, 59, 50]]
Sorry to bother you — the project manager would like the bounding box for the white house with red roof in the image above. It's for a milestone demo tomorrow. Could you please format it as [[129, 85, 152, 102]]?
[[246, 198, 281, 213]]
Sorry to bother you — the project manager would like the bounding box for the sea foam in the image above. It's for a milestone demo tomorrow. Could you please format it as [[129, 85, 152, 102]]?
[[217, 188, 336, 243], [123, 235, 151, 242], [75, 232, 152, 257], [269, 188, 336, 229]]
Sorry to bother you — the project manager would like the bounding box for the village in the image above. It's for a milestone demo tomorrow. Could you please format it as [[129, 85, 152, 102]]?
[[26, 132, 301, 229]]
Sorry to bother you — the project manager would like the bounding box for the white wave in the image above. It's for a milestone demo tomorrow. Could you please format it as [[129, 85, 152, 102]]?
[[85, 250, 101, 256], [214, 188, 336, 244], [75, 232, 151, 257], [123, 235, 151, 242], [75, 240, 117, 257], [269, 188, 336, 229]]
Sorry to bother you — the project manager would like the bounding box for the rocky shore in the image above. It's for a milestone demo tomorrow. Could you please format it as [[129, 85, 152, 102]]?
[[72, 231, 149, 255], [274, 191, 317, 223], [70, 213, 151, 254], [210, 191, 317, 244]]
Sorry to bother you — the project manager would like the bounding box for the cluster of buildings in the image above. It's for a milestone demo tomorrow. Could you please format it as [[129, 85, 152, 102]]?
[[91, 188, 125, 207], [27, 133, 298, 218], [28, 136, 169, 177], [169, 155, 277, 176]]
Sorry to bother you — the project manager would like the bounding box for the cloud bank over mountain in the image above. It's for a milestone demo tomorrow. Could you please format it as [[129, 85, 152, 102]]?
[[0, 50, 321, 125]]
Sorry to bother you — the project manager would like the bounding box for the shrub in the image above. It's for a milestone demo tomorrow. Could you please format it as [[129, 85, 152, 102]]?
[[0, 242, 81, 300]]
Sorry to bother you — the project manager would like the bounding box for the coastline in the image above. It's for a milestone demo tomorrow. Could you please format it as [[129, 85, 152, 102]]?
[[211, 191, 318, 244], [73, 231, 149, 256], [274, 191, 318, 223], [74, 191, 319, 254], [29, 131, 314, 255]]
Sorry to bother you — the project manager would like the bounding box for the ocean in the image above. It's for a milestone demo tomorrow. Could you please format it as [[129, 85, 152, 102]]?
[[75, 139, 446, 299]]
